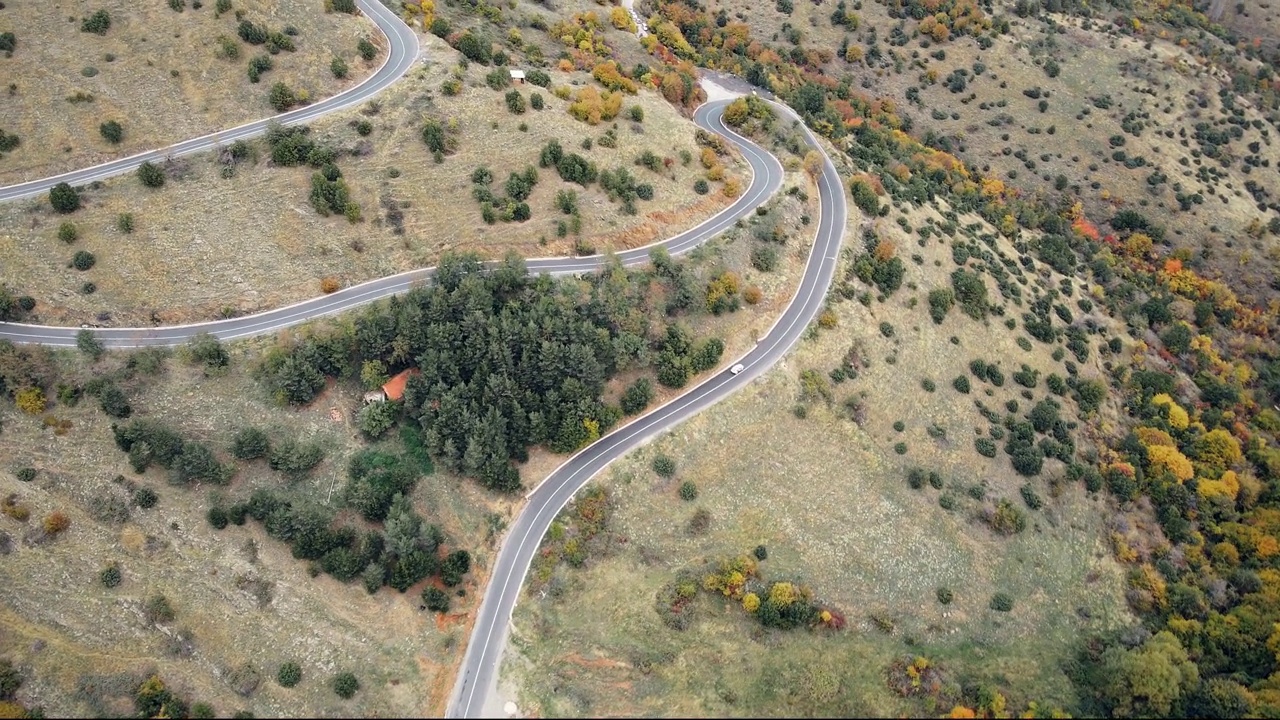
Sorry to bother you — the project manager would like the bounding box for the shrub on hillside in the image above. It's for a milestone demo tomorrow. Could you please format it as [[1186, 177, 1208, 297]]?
[[101, 563, 122, 587], [504, 89, 526, 114], [146, 594, 176, 623], [441, 549, 471, 586], [171, 442, 232, 485], [82, 10, 111, 34], [268, 82, 297, 111], [71, 250, 96, 271], [137, 162, 165, 188], [99, 120, 123, 144], [231, 427, 271, 460], [133, 487, 158, 509], [679, 480, 698, 501], [454, 33, 490, 64], [185, 333, 230, 372], [50, 183, 80, 213], [652, 454, 676, 477], [331, 672, 359, 699], [247, 54, 273, 83], [277, 662, 301, 688], [268, 438, 325, 480], [238, 21, 268, 45], [42, 511, 71, 536], [422, 586, 450, 612], [620, 377, 654, 414]]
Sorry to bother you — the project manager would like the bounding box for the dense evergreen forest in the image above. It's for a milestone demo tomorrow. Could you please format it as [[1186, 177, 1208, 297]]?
[[256, 251, 727, 492]]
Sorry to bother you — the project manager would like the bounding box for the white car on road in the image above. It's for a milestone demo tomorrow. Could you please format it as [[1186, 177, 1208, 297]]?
[[731, 363, 745, 375]]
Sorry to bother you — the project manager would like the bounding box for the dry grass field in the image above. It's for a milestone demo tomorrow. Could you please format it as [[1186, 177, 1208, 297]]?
[[0, 337, 504, 717], [0, 34, 743, 326], [504, 185, 1136, 715], [0, 0, 379, 183]]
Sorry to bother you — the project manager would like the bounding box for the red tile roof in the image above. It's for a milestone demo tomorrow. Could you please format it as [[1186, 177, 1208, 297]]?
[[381, 368, 419, 402]]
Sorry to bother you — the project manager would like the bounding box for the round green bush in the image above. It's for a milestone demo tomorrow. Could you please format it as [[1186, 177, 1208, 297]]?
[[893, 420, 905, 432], [679, 480, 698, 501], [71, 250, 96, 271], [952, 375, 970, 393], [206, 506, 228, 529], [100, 120, 123, 144], [277, 662, 302, 688], [936, 587, 953, 605], [133, 487, 158, 509], [422, 586, 450, 613], [921, 379, 936, 392], [894, 442, 908, 455], [100, 563, 122, 588], [753, 544, 768, 560], [137, 161, 165, 188], [58, 222, 77, 243], [231, 427, 270, 460], [990, 592, 1015, 612], [651, 454, 676, 478], [49, 182, 80, 213], [332, 672, 359, 699], [693, 179, 709, 195]]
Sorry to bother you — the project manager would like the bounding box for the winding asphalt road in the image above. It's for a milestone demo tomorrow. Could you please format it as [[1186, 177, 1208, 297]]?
[[0, 0, 419, 201], [447, 104, 847, 718], [0, 103, 782, 347]]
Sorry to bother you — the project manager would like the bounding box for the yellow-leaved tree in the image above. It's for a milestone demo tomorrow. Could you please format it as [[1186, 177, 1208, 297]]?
[[1194, 428, 1243, 475], [609, 6, 635, 32], [15, 387, 44, 415], [1152, 393, 1190, 430], [1147, 444, 1195, 482]]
